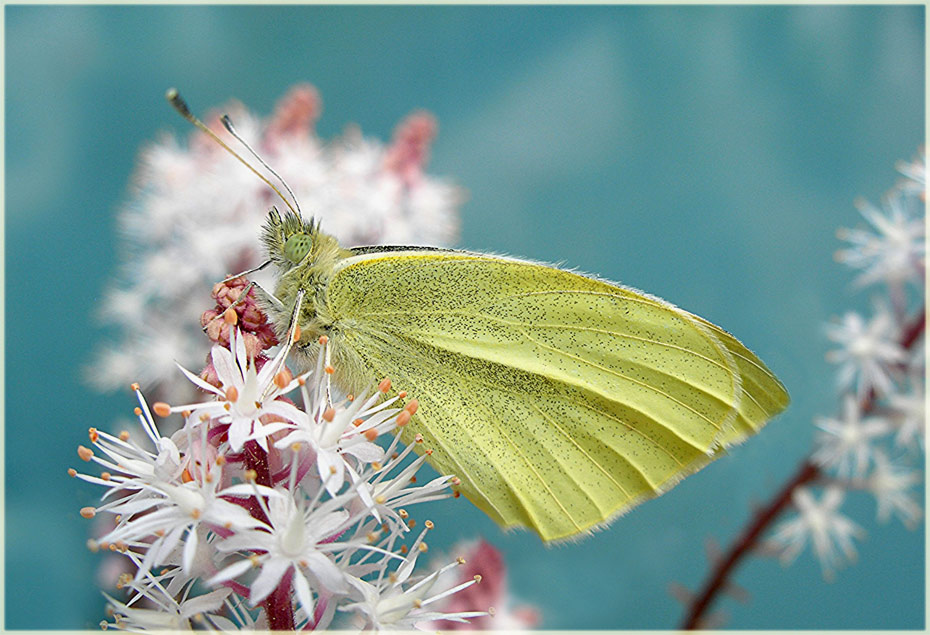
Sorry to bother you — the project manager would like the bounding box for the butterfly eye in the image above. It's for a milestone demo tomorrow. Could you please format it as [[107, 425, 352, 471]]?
[[284, 233, 313, 263]]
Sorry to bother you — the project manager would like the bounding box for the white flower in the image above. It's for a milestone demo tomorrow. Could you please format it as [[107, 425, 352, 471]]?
[[768, 486, 865, 581], [103, 587, 234, 631], [813, 395, 889, 476], [89, 84, 463, 393], [888, 378, 925, 449], [895, 147, 926, 199], [825, 307, 907, 399], [835, 190, 925, 290], [162, 328, 305, 453], [867, 452, 922, 529]]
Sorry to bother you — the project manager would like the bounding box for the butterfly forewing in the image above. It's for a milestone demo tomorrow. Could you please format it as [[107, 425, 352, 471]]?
[[324, 251, 789, 541]]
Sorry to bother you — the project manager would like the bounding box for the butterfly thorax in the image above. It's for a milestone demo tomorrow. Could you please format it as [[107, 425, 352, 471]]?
[[260, 209, 352, 359]]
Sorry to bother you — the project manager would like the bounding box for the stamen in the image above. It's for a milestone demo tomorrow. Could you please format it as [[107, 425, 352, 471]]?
[[396, 411, 411, 427], [153, 402, 172, 417], [375, 495, 386, 505], [80, 507, 96, 519], [67, 468, 77, 477], [133, 407, 142, 416], [322, 407, 336, 422], [223, 307, 238, 325], [78, 446, 94, 461], [274, 369, 292, 389], [414, 434, 423, 444], [399, 509, 409, 519], [119, 431, 130, 441], [244, 469, 257, 482], [398, 390, 408, 398], [88, 428, 99, 443], [378, 378, 392, 393], [418, 541, 428, 552], [318, 335, 329, 345], [216, 455, 227, 465], [325, 365, 335, 374], [225, 386, 239, 402], [101, 472, 111, 481], [364, 429, 378, 441], [292, 324, 302, 343], [404, 399, 419, 415], [130, 382, 140, 391], [181, 468, 194, 483], [456, 556, 466, 565], [425, 520, 434, 530]]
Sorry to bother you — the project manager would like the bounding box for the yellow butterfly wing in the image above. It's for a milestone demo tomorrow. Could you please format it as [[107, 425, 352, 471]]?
[[324, 250, 789, 542]]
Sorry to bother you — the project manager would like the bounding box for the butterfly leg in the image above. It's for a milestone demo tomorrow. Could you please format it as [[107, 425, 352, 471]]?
[[261, 288, 306, 400]]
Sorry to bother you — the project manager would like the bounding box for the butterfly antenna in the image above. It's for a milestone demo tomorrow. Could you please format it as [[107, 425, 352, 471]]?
[[165, 88, 298, 217], [221, 114, 302, 218]]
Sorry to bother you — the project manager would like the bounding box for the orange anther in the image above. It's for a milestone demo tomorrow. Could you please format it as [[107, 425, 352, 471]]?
[[418, 542, 428, 553], [225, 386, 239, 403], [133, 407, 142, 416], [404, 399, 419, 415], [119, 431, 130, 441], [181, 468, 193, 483], [182, 410, 192, 418], [400, 544, 408, 555], [67, 468, 77, 477], [318, 335, 329, 345], [101, 472, 111, 481], [130, 382, 140, 391], [153, 402, 171, 417], [410, 476, 418, 483], [322, 407, 336, 422], [78, 446, 94, 462], [298, 377, 306, 386], [364, 429, 378, 442], [88, 428, 99, 443], [398, 390, 407, 398], [396, 411, 411, 427], [325, 365, 335, 375], [414, 434, 423, 443], [453, 491, 461, 498], [292, 325, 302, 343], [223, 307, 238, 325], [353, 418, 364, 427], [274, 369, 292, 389], [216, 455, 227, 465], [425, 520, 434, 530], [378, 378, 392, 393], [80, 507, 96, 519], [474, 574, 482, 583], [425, 449, 433, 456], [346, 394, 355, 401]]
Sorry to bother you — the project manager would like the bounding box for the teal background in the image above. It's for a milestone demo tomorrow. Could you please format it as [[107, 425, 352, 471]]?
[[5, 5, 925, 630]]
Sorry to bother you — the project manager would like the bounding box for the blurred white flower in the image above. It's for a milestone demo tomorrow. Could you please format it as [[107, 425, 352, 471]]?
[[89, 84, 463, 395], [835, 191, 925, 292], [813, 394, 889, 477], [895, 147, 926, 199], [768, 486, 865, 581], [867, 451, 922, 529], [888, 378, 925, 449], [825, 307, 907, 399]]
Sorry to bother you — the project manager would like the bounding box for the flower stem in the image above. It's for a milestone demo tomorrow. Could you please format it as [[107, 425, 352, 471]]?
[[680, 308, 925, 629]]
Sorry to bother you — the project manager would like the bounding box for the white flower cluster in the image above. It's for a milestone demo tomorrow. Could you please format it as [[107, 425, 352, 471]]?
[[767, 149, 925, 581], [73, 331, 485, 631], [89, 84, 463, 396]]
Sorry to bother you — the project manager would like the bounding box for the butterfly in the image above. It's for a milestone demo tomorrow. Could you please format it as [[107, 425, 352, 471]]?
[[169, 89, 789, 542]]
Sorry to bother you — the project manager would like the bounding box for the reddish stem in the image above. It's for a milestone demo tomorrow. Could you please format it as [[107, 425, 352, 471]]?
[[680, 308, 925, 629]]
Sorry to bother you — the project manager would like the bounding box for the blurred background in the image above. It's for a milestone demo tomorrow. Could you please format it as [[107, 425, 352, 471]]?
[[5, 5, 924, 629]]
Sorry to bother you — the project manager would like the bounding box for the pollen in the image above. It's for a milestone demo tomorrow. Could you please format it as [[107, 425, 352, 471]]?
[[396, 411, 411, 427], [130, 382, 140, 391], [425, 449, 433, 457], [78, 446, 94, 461], [418, 541, 428, 553], [80, 507, 96, 519], [225, 386, 239, 402], [153, 402, 172, 417], [322, 407, 336, 422], [88, 428, 99, 443], [274, 369, 292, 389], [364, 429, 378, 441], [133, 407, 142, 416], [223, 307, 238, 325], [119, 431, 130, 441], [378, 378, 392, 393]]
